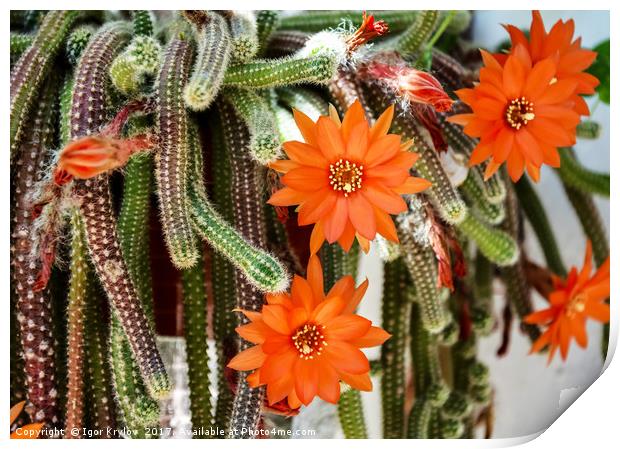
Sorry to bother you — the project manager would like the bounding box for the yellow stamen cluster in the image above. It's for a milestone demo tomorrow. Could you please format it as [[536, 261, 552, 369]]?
[[292, 323, 327, 359], [329, 159, 363, 197], [505, 97, 535, 130], [566, 293, 587, 318]]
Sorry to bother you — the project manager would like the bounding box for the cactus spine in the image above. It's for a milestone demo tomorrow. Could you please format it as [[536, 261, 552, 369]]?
[[229, 10, 259, 62]]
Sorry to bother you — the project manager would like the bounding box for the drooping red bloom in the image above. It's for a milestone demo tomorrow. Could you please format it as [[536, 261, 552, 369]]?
[[525, 241, 610, 362], [54, 134, 151, 185], [499, 11, 599, 116], [448, 45, 579, 182], [228, 255, 390, 408], [366, 61, 454, 113], [346, 11, 389, 53]]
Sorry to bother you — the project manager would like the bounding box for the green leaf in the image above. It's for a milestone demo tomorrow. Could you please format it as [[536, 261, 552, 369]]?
[[587, 39, 610, 104]]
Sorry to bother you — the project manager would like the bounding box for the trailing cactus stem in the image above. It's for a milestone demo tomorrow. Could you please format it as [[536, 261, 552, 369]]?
[[229, 10, 259, 62], [182, 252, 214, 435], [557, 148, 610, 197], [576, 120, 601, 139], [459, 172, 505, 225], [457, 213, 519, 267], [277, 10, 419, 33], [395, 10, 440, 56], [256, 10, 280, 55], [276, 86, 329, 119], [407, 398, 433, 438], [381, 259, 411, 438], [10, 10, 79, 160], [10, 33, 34, 65], [223, 87, 281, 164], [338, 390, 368, 438], [184, 12, 231, 111], [156, 36, 200, 268], [66, 26, 94, 65], [132, 10, 154, 36], [223, 55, 335, 88]]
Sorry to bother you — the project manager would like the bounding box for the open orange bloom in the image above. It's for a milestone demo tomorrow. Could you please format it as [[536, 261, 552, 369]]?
[[447, 45, 579, 182], [525, 241, 610, 363], [268, 99, 431, 254], [227, 255, 390, 408], [499, 11, 599, 116]]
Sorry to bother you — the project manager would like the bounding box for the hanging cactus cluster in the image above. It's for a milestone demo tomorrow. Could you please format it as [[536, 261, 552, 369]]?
[[10, 9, 609, 440]]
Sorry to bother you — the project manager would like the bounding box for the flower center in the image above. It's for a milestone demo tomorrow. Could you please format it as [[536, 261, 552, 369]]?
[[566, 293, 586, 317], [291, 323, 327, 359], [329, 159, 363, 197], [505, 97, 535, 130]]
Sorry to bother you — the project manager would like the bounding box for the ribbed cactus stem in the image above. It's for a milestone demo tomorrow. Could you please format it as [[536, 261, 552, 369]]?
[[397, 221, 450, 333], [66, 26, 94, 65], [457, 213, 519, 267], [110, 35, 161, 96], [71, 22, 169, 399], [276, 86, 329, 119], [65, 210, 90, 436], [228, 87, 282, 163], [223, 55, 335, 88], [155, 35, 200, 268], [182, 251, 214, 435], [277, 10, 419, 33], [229, 10, 259, 62], [407, 397, 433, 438], [132, 10, 154, 36], [395, 10, 440, 56], [338, 390, 368, 439], [557, 148, 610, 197], [459, 172, 505, 225], [219, 100, 268, 438], [576, 120, 601, 139], [10, 33, 34, 65], [256, 10, 280, 55], [184, 12, 231, 111], [381, 259, 411, 438], [264, 31, 310, 57], [10, 10, 79, 160], [272, 104, 304, 142], [11, 77, 60, 425], [209, 117, 238, 430], [513, 176, 567, 276]]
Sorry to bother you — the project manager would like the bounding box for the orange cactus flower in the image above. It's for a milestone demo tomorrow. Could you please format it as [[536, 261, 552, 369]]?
[[447, 45, 580, 182], [524, 241, 610, 363], [54, 134, 151, 185], [227, 255, 390, 408], [268, 99, 431, 254], [10, 401, 44, 439], [499, 11, 599, 116]]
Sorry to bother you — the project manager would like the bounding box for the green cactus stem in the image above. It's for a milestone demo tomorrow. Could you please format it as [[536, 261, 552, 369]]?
[[10, 10, 79, 161], [381, 259, 411, 438], [184, 12, 231, 111], [457, 213, 519, 267], [459, 172, 505, 225], [182, 251, 214, 435], [10, 33, 34, 66], [264, 31, 310, 57], [576, 120, 601, 139], [514, 176, 567, 276], [277, 10, 419, 33], [66, 26, 94, 65], [11, 77, 60, 425], [223, 87, 281, 164], [557, 148, 609, 197], [272, 103, 303, 142], [407, 397, 433, 438], [209, 116, 238, 430], [229, 10, 259, 62], [276, 86, 329, 119], [219, 100, 269, 438], [223, 55, 334, 89], [110, 35, 161, 96], [71, 22, 170, 399], [132, 10, 154, 36], [256, 10, 280, 55], [321, 243, 367, 439], [155, 35, 200, 269], [394, 10, 440, 57]]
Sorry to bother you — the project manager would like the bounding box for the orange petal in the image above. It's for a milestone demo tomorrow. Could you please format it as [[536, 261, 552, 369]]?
[[515, 128, 543, 166], [524, 58, 557, 100], [311, 296, 347, 324], [228, 345, 267, 371], [293, 109, 318, 147], [317, 362, 341, 404], [483, 160, 501, 180], [585, 301, 610, 323], [369, 104, 394, 142], [327, 275, 355, 302], [283, 140, 328, 168], [341, 100, 367, 141], [348, 193, 376, 240], [469, 143, 493, 166], [364, 134, 401, 167], [328, 103, 342, 126], [337, 220, 357, 252], [10, 401, 25, 426], [281, 167, 327, 191], [289, 307, 309, 331], [269, 159, 299, 173], [345, 121, 369, 161], [373, 207, 399, 243], [266, 292, 294, 309], [317, 116, 346, 160], [268, 187, 306, 206], [11, 423, 45, 439], [310, 221, 325, 254], [261, 349, 298, 383], [338, 371, 372, 392], [506, 146, 526, 182], [362, 180, 407, 215], [291, 275, 316, 314], [236, 321, 271, 344], [323, 196, 348, 243], [298, 188, 337, 225], [342, 279, 369, 315], [324, 315, 371, 341], [392, 176, 431, 194], [267, 373, 295, 405], [352, 326, 391, 348], [287, 387, 302, 409], [503, 51, 527, 98], [262, 305, 291, 335], [306, 255, 325, 302], [324, 340, 370, 375], [357, 234, 371, 254], [294, 357, 319, 406]]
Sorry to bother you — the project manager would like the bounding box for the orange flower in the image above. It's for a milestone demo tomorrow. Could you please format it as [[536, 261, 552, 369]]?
[[268, 100, 431, 254], [447, 45, 579, 182], [55, 134, 151, 185], [227, 255, 390, 408], [500, 11, 599, 116], [10, 401, 44, 439], [525, 241, 610, 362]]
